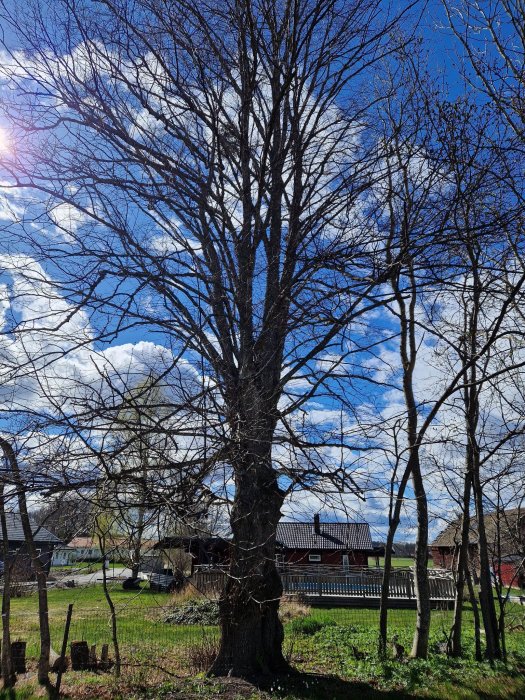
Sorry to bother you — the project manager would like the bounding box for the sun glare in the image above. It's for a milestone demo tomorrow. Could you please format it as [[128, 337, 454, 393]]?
[[0, 127, 11, 154]]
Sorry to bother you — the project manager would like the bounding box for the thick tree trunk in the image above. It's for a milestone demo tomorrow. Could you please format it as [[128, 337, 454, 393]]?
[[410, 464, 430, 659], [209, 460, 287, 678]]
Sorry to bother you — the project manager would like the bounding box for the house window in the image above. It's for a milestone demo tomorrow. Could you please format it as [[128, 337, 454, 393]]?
[[309, 554, 321, 562], [275, 553, 284, 566]]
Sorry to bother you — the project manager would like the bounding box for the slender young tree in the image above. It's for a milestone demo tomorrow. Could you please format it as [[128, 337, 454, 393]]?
[[371, 58, 455, 658], [426, 95, 525, 659], [0, 484, 15, 687], [0, 438, 52, 687]]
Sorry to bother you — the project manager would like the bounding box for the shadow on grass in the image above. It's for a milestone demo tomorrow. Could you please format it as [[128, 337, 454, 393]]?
[[149, 674, 410, 700], [256, 672, 410, 699]]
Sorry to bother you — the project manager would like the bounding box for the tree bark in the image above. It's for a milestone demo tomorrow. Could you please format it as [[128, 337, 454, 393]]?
[[209, 457, 287, 677], [0, 438, 51, 686], [379, 460, 412, 657], [130, 501, 146, 580], [465, 557, 482, 661], [410, 461, 430, 659], [98, 535, 121, 677], [378, 522, 396, 658], [449, 470, 473, 656], [472, 471, 501, 659], [0, 485, 15, 686]]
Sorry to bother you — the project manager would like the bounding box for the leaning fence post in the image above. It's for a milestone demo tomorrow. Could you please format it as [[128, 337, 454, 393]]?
[[55, 603, 74, 696]]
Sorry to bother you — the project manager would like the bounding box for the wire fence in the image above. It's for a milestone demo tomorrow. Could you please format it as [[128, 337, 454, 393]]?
[[4, 569, 525, 677]]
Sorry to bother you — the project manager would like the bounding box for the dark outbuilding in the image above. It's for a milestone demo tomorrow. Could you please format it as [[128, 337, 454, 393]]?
[[1, 512, 62, 579]]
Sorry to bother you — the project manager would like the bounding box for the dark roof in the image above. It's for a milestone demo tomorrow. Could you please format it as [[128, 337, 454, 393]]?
[[154, 536, 229, 552], [3, 512, 61, 544], [276, 521, 373, 551], [431, 508, 524, 558]]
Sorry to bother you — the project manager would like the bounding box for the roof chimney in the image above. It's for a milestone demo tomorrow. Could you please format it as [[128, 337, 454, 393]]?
[[313, 513, 321, 535]]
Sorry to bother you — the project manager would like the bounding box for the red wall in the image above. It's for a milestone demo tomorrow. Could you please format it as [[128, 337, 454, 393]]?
[[432, 546, 524, 590], [430, 545, 479, 572], [495, 562, 524, 588], [282, 549, 368, 567], [431, 546, 454, 569]]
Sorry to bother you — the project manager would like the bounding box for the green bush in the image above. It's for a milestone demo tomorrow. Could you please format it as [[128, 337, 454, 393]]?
[[289, 616, 336, 636]]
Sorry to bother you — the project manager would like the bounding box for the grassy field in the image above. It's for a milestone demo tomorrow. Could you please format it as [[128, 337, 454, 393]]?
[[368, 557, 434, 569], [8, 582, 201, 664], [4, 584, 525, 699], [49, 561, 126, 575]]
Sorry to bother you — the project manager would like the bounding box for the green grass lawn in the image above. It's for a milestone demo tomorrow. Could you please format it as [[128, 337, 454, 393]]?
[[283, 607, 525, 699], [50, 561, 126, 574], [506, 587, 525, 597], [5, 584, 525, 699], [368, 557, 435, 569], [9, 582, 202, 663]]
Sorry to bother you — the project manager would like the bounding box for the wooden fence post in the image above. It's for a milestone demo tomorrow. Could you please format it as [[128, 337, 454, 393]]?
[[70, 641, 90, 671], [55, 603, 74, 694], [11, 641, 26, 674]]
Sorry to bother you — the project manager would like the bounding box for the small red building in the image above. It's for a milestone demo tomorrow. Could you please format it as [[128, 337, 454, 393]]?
[[430, 508, 525, 590], [275, 515, 373, 569]]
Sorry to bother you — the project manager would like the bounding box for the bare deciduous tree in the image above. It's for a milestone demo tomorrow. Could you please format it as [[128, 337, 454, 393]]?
[[0, 0, 420, 675]]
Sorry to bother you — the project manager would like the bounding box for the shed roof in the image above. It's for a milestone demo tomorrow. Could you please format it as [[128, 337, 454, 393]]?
[[68, 537, 102, 549], [276, 521, 373, 551], [431, 508, 524, 558], [68, 536, 157, 551], [4, 512, 61, 544]]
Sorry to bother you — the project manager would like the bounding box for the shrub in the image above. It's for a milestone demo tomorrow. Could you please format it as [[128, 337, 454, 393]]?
[[289, 616, 335, 636], [164, 597, 219, 625], [279, 595, 311, 623]]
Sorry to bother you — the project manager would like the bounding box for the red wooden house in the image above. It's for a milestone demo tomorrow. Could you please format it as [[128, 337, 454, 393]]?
[[275, 515, 373, 568], [430, 508, 525, 589], [153, 516, 374, 576]]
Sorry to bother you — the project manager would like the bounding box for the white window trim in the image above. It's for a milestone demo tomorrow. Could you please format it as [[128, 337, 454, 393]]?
[[308, 553, 321, 562]]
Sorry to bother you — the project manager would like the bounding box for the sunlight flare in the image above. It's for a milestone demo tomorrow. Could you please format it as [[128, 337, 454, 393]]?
[[0, 127, 11, 154]]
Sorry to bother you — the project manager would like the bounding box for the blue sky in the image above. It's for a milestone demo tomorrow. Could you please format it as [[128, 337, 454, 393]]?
[[0, 0, 521, 544]]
